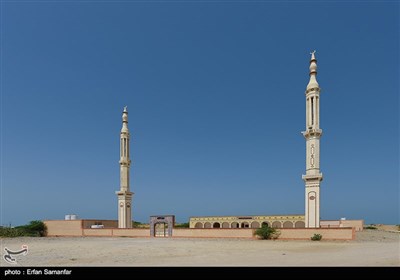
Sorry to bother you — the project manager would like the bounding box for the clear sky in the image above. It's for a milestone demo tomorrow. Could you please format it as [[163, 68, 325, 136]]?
[[1, 1, 398, 226]]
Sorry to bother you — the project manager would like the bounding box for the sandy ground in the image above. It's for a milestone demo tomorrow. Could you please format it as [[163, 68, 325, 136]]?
[[1, 230, 399, 267]]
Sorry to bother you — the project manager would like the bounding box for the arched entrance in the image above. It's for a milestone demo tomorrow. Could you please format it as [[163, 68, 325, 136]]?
[[295, 221, 305, 228], [262, 222, 270, 228], [251, 221, 260, 228], [241, 222, 249, 228], [231, 222, 239, 228], [272, 221, 282, 228], [154, 222, 169, 237], [213, 222, 221, 228], [283, 221, 293, 228], [222, 222, 230, 228], [204, 222, 212, 228], [194, 222, 203, 228], [150, 215, 175, 237]]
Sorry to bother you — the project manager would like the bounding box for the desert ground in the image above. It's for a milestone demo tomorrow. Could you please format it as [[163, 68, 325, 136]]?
[[1, 229, 399, 267]]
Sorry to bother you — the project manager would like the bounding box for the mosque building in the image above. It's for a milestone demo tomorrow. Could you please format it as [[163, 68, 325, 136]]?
[[117, 52, 323, 229], [44, 52, 363, 239]]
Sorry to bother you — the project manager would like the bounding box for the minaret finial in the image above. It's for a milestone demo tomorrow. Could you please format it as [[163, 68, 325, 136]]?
[[310, 50, 316, 60], [121, 106, 129, 132], [307, 50, 319, 90]]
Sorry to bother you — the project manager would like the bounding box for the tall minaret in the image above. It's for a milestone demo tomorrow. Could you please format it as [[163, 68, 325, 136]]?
[[302, 51, 323, 228], [116, 106, 133, 228]]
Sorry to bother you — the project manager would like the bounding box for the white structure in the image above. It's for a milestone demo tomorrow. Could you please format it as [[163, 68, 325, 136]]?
[[302, 51, 323, 228], [64, 214, 78, 220], [116, 106, 133, 228]]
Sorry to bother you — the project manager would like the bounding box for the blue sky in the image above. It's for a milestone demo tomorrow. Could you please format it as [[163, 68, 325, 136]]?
[[1, 1, 398, 226]]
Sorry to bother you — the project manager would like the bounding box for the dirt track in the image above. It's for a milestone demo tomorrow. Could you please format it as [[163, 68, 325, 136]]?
[[1, 230, 399, 266]]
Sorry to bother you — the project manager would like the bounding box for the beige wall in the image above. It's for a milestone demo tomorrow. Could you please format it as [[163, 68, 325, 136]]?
[[44, 220, 83, 236], [173, 228, 354, 240], [82, 220, 118, 229], [112, 229, 149, 237], [340, 220, 363, 231], [173, 228, 254, 238], [83, 229, 113, 236], [45, 220, 149, 237], [44, 220, 354, 240], [277, 228, 354, 240], [320, 220, 340, 227], [320, 220, 364, 231]]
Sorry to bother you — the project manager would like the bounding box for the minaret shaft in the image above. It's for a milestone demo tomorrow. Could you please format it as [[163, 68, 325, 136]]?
[[302, 51, 323, 228], [116, 106, 133, 228]]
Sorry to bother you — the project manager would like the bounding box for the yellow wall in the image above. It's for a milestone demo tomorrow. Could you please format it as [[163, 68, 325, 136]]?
[[189, 215, 305, 229]]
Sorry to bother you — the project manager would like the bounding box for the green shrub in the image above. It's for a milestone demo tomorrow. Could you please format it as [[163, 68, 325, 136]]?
[[365, 226, 377, 230], [0, 220, 47, 237], [311, 233, 322, 241], [132, 221, 143, 228], [0, 227, 26, 237], [255, 225, 280, 240], [174, 222, 189, 228]]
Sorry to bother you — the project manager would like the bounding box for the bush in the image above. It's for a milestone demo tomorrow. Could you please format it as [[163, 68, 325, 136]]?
[[174, 222, 189, 228], [365, 226, 377, 230], [255, 225, 280, 240], [25, 220, 47, 236], [0, 220, 47, 237], [311, 233, 322, 241], [0, 227, 26, 237], [132, 221, 143, 228]]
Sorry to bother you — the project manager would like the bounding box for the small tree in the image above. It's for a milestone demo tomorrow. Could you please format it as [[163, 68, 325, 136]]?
[[255, 224, 280, 240], [21, 220, 47, 237], [2, 220, 47, 237]]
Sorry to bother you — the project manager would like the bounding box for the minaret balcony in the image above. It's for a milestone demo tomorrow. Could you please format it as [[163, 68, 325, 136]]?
[[119, 159, 131, 165], [305, 87, 320, 95], [116, 190, 133, 196], [302, 128, 322, 138], [302, 173, 323, 183]]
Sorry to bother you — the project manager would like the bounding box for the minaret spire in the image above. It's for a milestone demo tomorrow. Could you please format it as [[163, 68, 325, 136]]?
[[302, 51, 323, 228], [122, 106, 128, 132], [307, 50, 319, 90], [116, 106, 133, 228]]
